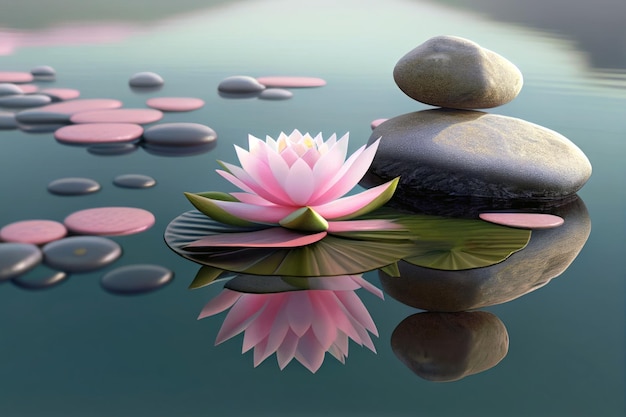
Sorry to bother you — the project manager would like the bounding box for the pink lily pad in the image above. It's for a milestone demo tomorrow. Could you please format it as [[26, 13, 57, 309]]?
[[185, 228, 327, 249], [36, 98, 123, 115], [54, 123, 143, 144], [64, 206, 155, 236], [17, 84, 39, 94], [145, 97, 205, 112], [39, 88, 81, 101], [0, 72, 34, 83], [0, 219, 67, 245], [256, 76, 326, 88], [70, 108, 163, 124], [479, 213, 564, 229]]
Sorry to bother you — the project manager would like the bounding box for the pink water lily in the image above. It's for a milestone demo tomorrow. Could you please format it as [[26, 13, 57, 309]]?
[[198, 275, 382, 373], [185, 130, 398, 233]]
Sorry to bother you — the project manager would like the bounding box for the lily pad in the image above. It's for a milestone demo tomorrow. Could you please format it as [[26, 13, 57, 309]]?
[[340, 208, 532, 270], [164, 211, 414, 276], [400, 215, 531, 270]]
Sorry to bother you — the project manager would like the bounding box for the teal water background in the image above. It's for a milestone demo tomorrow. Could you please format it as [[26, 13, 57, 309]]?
[[0, 0, 624, 416]]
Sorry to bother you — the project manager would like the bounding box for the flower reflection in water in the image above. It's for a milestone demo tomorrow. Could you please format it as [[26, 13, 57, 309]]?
[[198, 274, 383, 373]]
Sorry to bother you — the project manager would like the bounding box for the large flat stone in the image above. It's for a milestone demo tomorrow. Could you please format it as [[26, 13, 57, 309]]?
[[368, 109, 592, 199]]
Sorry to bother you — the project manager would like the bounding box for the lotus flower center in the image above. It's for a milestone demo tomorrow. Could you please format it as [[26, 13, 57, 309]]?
[[277, 134, 316, 155]]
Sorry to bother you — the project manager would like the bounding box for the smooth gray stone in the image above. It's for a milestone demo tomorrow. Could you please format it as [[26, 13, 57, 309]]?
[[87, 143, 139, 156], [217, 76, 265, 93], [258, 88, 293, 100], [113, 174, 156, 188], [379, 197, 590, 312], [141, 142, 216, 157], [128, 71, 164, 88], [12, 265, 68, 290], [18, 123, 67, 133], [391, 311, 509, 382], [368, 109, 592, 199], [0, 94, 52, 108], [42, 236, 122, 272], [393, 35, 523, 109], [143, 122, 217, 146], [15, 110, 71, 124], [30, 65, 56, 76], [47, 177, 101, 195], [217, 91, 261, 99], [101, 264, 173, 294], [0, 111, 17, 129], [0, 243, 42, 281], [0, 83, 23, 96]]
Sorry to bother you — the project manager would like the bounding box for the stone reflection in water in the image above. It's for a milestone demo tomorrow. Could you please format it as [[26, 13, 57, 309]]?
[[198, 274, 382, 373], [391, 311, 508, 382], [379, 196, 590, 312]]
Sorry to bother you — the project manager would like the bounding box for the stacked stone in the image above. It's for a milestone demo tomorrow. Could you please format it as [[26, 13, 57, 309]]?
[[368, 35, 592, 200]]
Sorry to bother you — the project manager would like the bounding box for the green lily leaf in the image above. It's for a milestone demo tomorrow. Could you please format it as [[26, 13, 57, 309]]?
[[347, 208, 531, 270], [184, 192, 257, 227], [401, 216, 531, 270], [380, 262, 401, 277], [188, 265, 226, 289]]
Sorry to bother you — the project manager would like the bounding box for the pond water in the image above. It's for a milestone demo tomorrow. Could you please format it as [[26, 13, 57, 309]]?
[[1, 0, 624, 416]]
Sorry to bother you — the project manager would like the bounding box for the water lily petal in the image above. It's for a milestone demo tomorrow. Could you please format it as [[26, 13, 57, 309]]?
[[334, 290, 378, 336], [215, 293, 267, 344], [311, 133, 350, 199], [265, 303, 292, 358], [253, 337, 270, 367], [286, 292, 313, 337], [333, 331, 350, 357], [309, 291, 338, 350], [319, 132, 337, 150], [328, 343, 346, 364], [197, 289, 242, 319], [295, 328, 325, 373], [284, 158, 315, 205], [248, 134, 268, 159], [350, 275, 384, 299], [184, 228, 327, 248], [234, 147, 294, 205], [301, 146, 321, 168], [316, 292, 361, 342], [276, 329, 299, 370], [313, 138, 381, 204], [242, 294, 284, 353], [216, 168, 255, 194], [209, 199, 295, 224], [279, 146, 299, 167], [229, 192, 276, 206], [266, 145, 291, 188], [313, 177, 399, 220]]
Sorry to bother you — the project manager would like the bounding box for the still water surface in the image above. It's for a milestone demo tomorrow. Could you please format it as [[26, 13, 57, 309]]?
[[0, 0, 624, 416]]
